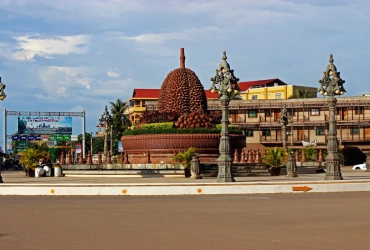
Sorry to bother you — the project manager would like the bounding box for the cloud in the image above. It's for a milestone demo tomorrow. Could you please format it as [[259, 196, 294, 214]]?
[[121, 26, 221, 44], [9, 35, 90, 61], [107, 69, 120, 78]]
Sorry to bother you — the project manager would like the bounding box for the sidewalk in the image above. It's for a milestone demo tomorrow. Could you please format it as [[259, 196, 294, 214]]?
[[1, 166, 370, 195]]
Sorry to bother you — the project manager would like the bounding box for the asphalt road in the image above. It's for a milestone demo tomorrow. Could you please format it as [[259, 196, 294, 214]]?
[[1, 192, 369, 250]]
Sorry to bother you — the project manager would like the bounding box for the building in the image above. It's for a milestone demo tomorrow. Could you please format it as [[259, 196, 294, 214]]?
[[239, 78, 317, 100], [124, 78, 316, 124], [209, 96, 370, 165]]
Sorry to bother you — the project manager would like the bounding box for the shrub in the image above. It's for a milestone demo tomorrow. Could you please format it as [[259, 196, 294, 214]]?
[[141, 122, 174, 130], [172, 147, 197, 169]]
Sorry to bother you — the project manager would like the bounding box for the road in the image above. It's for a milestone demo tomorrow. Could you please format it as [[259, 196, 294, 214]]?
[[1, 192, 369, 250]]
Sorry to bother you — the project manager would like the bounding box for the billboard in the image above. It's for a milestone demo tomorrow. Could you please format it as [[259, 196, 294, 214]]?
[[18, 116, 72, 135]]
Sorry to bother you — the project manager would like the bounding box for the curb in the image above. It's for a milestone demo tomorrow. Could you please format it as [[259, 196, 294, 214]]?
[[1, 180, 370, 196]]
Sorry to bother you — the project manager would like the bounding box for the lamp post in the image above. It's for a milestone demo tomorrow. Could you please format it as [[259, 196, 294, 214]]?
[[318, 54, 345, 180], [99, 106, 112, 158], [0, 77, 7, 183], [110, 124, 113, 155], [278, 106, 297, 177], [278, 105, 292, 150], [210, 51, 240, 182]]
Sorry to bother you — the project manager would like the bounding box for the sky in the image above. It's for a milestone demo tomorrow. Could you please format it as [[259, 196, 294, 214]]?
[[0, 0, 370, 146]]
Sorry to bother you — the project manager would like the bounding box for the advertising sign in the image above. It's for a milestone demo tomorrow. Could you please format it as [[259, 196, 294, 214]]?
[[71, 135, 78, 141], [15, 141, 30, 153], [76, 143, 82, 154], [46, 141, 56, 149], [12, 135, 19, 140], [18, 116, 72, 135], [20, 135, 27, 140]]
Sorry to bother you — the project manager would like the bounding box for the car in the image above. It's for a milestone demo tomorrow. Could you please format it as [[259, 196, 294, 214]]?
[[352, 163, 367, 171]]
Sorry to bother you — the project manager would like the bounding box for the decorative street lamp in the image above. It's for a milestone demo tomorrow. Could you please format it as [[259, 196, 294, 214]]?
[[278, 105, 297, 178], [210, 51, 240, 182], [99, 106, 113, 158], [0, 77, 7, 183], [318, 54, 346, 180], [278, 105, 292, 150]]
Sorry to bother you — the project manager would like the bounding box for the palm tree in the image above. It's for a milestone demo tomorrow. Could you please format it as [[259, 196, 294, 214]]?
[[288, 89, 314, 99], [109, 99, 131, 153], [18, 148, 48, 170], [261, 147, 288, 168]]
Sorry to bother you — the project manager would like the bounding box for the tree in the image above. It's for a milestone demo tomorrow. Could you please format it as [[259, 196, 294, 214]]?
[[261, 147, 288, 168], [109, 98, 131, 154], [288, 89, 315, 99]]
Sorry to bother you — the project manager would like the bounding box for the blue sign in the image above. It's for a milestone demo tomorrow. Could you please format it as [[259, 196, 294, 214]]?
[[35, 135, 42, 140], [12, 135, 19, 140], [117, 142, 123, 153], [27, 135, 35, 140], [20, 135, 27, 141]]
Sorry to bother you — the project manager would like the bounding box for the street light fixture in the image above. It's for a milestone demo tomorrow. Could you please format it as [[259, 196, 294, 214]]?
[[0, 77, 7, 183], [210, 51, 240, 182], [318, 54, 346, 180], [99, 106, 113, 158]]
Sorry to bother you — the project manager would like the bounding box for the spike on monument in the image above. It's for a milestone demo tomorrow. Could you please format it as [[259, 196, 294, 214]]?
[[180, 48, 185, 68]]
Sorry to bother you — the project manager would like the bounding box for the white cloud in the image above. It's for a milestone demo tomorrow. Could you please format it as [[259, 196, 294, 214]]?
[[121, 27, 221, 44], [36, 66, 94, 99], [10, 35, 90, 61], [107, 69, 120, 78]]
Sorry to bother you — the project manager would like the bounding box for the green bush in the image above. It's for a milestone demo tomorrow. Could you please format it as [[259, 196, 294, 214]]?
[[141, 122, 174, 130]]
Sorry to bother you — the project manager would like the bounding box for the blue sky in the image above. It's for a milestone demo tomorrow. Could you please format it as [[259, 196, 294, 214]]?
[[0, 0, 369, 146]]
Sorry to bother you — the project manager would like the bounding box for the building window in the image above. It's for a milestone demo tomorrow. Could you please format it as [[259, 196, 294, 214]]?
[[248, 110, 257, 118], [265, 109, 271, 117], [351, 128, 360, 135], [262, 129, 271, 136], [245, 129, 254, 137], [134, 101, 140, 107], [275, 93, 282, 99], [355, 107, 363, 115], [251, 95, 258, 100], [311, 108, 319, 116], [315, 127, 325, 136], [141, 101, 146, 107]]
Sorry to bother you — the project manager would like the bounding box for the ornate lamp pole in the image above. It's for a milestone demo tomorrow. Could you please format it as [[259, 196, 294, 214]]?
[[0, 77, 7, 183], [278, 105, 292, 150], [99, 106, 112, 158], [210, 51, 240, 182], [278, 105, 297, 177], [318, 54, 346, 180]]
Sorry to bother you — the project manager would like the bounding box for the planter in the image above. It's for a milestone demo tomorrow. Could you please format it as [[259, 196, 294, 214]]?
[[270, 167, 281, 176], [184, 168, 191, 178], [25, 168, 35, 177], [121, 133, 246, 164], [121, 133, 246, 151]]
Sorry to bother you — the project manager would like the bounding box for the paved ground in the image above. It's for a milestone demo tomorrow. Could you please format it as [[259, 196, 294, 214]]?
[[1, 192, 370, 250]]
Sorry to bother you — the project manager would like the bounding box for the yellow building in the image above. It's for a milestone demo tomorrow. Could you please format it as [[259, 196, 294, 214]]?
[[239, 78, 317, 100]]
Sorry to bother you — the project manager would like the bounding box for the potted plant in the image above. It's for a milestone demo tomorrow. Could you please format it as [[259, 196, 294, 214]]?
[[261, 147, 288, 176], [172, 147, 197, 177], [18, 148, 48, 177]]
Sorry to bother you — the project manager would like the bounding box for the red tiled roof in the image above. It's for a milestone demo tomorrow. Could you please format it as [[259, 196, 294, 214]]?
[[204, 89, 219, 99], [131, 79, 285, 99], [132, 89, 161, 99], [238, 78, 287, 91]]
